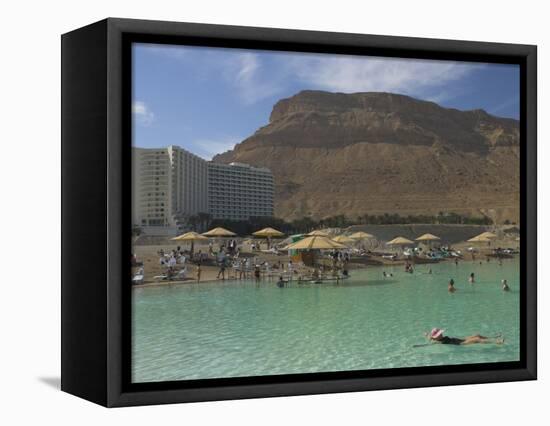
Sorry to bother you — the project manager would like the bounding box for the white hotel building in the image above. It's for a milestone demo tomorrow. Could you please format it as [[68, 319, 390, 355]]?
[[208, 162, 274, 221], [132, 146, 274, 233]]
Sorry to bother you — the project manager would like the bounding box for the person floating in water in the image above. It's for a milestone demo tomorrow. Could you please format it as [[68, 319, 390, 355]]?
[[502, 279, 510, 291], [469, 272, 475, 284], [426, 328, 504, 345], [276, 276, 286, 288], [448, 278, 456, 293]]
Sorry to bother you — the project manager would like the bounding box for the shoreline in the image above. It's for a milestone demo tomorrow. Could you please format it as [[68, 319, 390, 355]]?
[[132, 255, 517, 289]]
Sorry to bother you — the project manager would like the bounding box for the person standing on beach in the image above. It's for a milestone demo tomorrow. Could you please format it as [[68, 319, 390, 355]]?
[[264, 261, 271, 280], [287, 260, 293, 281], [196, 263, 202, 283], [245, 258, 251, 279], [448, 278, 456, 293], [235, 259, 243, 279], [217, 249, 226, 280]]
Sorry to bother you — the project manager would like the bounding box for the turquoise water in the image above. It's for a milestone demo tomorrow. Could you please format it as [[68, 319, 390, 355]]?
[[132, 258, 520, 383]]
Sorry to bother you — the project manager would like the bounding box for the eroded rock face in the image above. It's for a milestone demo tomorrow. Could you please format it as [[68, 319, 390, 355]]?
[[213, 91, 519, 223]]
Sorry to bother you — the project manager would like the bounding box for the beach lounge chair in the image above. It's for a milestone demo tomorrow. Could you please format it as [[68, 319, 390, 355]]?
[[153, 267, 186, 282], [132, 270, 144, 285], [174, 267, 186, 280]]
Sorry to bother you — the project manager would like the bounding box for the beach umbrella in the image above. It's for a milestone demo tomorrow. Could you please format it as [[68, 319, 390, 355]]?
[[283, 236, 347, 251], [415, 233, 441, 242], [202, 227, 237, 253], [477, 231, 497, 239], [253, 227, 284, 237], [467, 232, 497, 246], [332, 235, 355, 244], [387, 236, 414, 246], [466, 234, 492, 254], [415, 233, 441, 251], [349, 231, 375, 240], [172, 231, 208, 256], [307, 230, 331, 237], [387, 236, 414, 255], [202, 227, 236, 237], [467, 235, 491, 243], [172, 231, 208, 241], [252, 227, 285, 249]]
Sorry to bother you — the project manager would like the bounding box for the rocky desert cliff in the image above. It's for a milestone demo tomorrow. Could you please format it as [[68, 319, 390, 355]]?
[[213, 90, 520, 224]]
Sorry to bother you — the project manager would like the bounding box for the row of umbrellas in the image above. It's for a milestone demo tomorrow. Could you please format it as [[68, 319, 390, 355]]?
[[170, 227, 499, 251], [169, 227, 376, 252]]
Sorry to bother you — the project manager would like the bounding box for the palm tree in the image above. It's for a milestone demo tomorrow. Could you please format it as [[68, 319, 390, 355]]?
[[197, 212, 212, 233]]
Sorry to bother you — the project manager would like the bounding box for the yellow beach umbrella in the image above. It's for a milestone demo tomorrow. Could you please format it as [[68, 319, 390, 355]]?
[[307, 230, 330, 237], [253, 227, 284, 249], [172, 231, 208, 255], [415, 233, 441, 242], [387, 236, 414, 246], [478, 231, 497, 239], [172, 231, 208, 242], [467, 235, 491, 243], [332, 235, 355, 244], [202, 227, 236, 237], [252, 227, 285, 238], [349, 231, 374, 239], [283, 236, 347, 251]]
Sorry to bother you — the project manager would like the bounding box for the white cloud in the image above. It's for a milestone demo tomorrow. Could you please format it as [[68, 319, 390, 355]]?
[[132, 101, 155, 126], [284, 55, 480, 99], [137, 43, 483, 109], [490, 95, 519, 115], [227, 53, 284, 105], [189, 136, 242, 160], [225, 53, 481, 105]]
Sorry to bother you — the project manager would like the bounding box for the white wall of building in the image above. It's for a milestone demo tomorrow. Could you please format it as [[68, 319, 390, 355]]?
[[208, 162, 274, 221]]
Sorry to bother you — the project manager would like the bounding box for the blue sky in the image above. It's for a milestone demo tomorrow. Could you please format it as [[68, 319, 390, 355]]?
[[133, 43, 519, 159]]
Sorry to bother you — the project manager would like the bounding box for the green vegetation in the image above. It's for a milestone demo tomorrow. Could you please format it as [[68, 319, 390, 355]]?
[[188, 211, 492, 235]]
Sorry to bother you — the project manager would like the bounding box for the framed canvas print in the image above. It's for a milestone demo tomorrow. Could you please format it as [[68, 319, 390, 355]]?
[[61, 18, 537, 407]]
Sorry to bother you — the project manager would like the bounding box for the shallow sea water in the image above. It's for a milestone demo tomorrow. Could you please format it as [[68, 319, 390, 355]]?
[[132, 258, 520, 383]]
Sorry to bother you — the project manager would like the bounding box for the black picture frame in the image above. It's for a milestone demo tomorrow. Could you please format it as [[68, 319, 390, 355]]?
[[61, 17, 537, 407]]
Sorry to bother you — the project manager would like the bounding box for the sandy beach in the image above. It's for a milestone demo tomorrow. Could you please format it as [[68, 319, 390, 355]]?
[[131, 224, 520, 288]]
